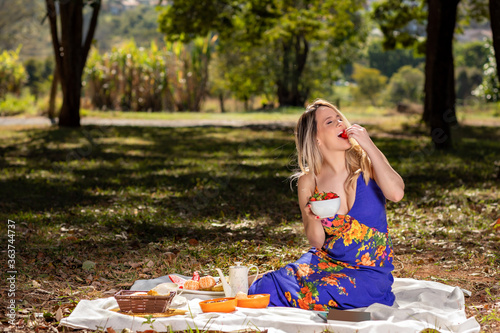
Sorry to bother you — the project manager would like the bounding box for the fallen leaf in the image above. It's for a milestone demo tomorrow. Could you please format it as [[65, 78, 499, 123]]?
[[146, 260, 154, 268], [32, 280, 41, 288], [413, 259, 425, 265], [491, 218, 500, 231], [188, 238, 199, 246], [129, 262, 143, 269], [103, 289, 118, 295], [163, 252, 176, 262], [107, 328, 117, 333], [55, 308, 63, 322]]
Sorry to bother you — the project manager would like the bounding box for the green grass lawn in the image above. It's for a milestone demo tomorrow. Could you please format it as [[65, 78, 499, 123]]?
[[79, 104, 499, 122], [0, 115, 499, 332]]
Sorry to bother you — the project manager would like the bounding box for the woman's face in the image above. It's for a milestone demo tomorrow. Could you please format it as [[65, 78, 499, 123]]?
[[315, 106, 351, 152]]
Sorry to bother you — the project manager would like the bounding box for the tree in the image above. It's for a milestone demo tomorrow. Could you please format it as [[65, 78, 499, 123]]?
[[372, 0, 458, 149], [45, 0, 101, 127], [454, 40, 489, 69], [0, 0, 43, 50], [490, 0, 500, 82], [350, 64, 387, 106], [386, 65, 425, 104], [423, 0, 460, 150], [373, 0, 497, 149], [158, 0, 366, 107], [366, 39, 425, 78], [472, 40, 500, 102]]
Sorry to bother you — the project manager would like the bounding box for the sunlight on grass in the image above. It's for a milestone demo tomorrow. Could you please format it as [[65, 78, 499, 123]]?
[[0, 115, 498, 332]]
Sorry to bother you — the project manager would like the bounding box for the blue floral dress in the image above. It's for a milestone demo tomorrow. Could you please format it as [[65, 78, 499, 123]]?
[[248, 174, 395, 310]]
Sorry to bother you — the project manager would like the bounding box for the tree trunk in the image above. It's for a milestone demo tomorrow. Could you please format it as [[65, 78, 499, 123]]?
[[422, 0, 460, 150], [277, 34, 309, 107], [45, 0, 101, 127], [48, 64, 58, 123], [219, 93, 225, 113], [490, 0, 500, 80]]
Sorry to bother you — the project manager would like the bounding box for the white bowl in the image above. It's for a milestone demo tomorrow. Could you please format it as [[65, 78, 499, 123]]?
[[309, 197, 341, 218]]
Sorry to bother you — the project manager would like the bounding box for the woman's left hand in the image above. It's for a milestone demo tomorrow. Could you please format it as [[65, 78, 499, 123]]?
[[345, 124, 374, 151]]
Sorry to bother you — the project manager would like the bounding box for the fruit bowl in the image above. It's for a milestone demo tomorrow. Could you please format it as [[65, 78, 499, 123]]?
[[237, 294, 270, 308], [309, 192, 341, 218], [199, 297, 237, 313]]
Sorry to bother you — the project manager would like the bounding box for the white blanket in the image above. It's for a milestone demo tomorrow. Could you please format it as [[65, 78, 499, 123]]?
[[60, 277, 480, 333]]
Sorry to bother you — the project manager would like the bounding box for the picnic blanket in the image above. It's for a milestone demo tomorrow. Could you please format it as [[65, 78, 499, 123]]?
[[60, 276, 480, 333]]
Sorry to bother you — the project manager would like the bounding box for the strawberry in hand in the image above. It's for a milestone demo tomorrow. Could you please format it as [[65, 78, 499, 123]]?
[[338, 129, 348, 139]]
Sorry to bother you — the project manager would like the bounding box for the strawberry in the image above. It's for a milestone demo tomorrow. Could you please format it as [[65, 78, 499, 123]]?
[[309, 191, 339, 202], [338, 129, 348, 139], [192, 271, 200, 281]]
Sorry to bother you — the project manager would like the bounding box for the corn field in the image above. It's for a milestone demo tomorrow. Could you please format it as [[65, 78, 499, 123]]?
[[83, 35, 216, 112], [0, 47, 27, 99]]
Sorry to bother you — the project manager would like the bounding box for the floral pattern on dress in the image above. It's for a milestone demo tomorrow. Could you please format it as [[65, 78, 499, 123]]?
[[282, 214, 393, 310], [248, 175, 395, 310]]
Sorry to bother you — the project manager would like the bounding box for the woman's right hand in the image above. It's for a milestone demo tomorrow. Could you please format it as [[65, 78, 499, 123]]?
[[298, 175, 326, 248], [305, 203, 320, 220]]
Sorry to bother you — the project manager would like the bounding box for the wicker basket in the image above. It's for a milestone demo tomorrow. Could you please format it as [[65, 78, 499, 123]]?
[[114, 290, 176, 313]]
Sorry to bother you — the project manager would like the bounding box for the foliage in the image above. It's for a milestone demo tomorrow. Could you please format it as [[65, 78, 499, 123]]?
[[158, 0, 367, 107], [0, 47, 27, 99], [23, 57, 55, 97], [454, 40, 490, 70], [164, 34, 217, 111], [372, 0, 489, 53], [350, 63, 387, 106], [371, 0, 427, 53], [0, 0, 44, 50], [158, 0, 242, 42], [366, 39, 425, 78], [0, 91, 37, 116], [456, 66, 483, 103], [385, 65, 424, 104], [94, 5, 166, 51], [83, 35, 215, 112], [84, 40, 167, 111], [472, 40, 500, 102], [210, 43, 276, 109]]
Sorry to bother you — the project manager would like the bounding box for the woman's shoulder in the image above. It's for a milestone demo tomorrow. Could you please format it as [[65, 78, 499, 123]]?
[[297, 172, 315, 189]]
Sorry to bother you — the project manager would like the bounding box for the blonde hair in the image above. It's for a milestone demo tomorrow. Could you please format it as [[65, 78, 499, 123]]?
[[292, 99, 372, 190]]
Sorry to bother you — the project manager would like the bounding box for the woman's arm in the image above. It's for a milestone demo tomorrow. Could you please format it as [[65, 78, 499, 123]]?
[[346, 124, 405, 202], [297, 174, 325, 248]]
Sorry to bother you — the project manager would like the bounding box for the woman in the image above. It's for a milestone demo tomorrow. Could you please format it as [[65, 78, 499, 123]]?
[[248, 99, 404, 310]]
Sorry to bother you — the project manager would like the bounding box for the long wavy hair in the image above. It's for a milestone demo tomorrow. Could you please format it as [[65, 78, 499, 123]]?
[[292, 99, 372, 190]]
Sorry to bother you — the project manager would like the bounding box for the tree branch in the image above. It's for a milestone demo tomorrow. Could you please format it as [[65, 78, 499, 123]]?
[[45, 0, 65, 86], [81, 0, 101, 75]]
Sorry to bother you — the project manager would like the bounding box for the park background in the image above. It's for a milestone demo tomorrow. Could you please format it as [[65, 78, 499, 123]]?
[[0, 0, 499, 332]]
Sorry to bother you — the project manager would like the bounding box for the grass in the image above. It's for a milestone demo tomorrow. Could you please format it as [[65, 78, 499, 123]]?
[[0, 112, 499, 332], [78, 103, 500, 122]]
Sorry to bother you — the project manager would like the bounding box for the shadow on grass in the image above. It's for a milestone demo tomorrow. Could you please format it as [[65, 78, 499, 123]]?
[[1, 123, 498, 246], [0, 125, 298, 226]]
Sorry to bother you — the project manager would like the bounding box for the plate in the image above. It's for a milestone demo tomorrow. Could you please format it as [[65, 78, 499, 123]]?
[[177, 288, 225, 296]]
